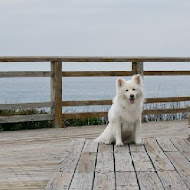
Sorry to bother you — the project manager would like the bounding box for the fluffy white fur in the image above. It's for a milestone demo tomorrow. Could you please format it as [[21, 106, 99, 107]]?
[[95, 74, 144, 146]]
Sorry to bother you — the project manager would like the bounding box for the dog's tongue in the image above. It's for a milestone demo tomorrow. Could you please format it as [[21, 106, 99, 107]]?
[[130, 99, 135, 104]]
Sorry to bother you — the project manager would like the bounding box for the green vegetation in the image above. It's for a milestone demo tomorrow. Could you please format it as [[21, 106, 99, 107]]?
[[0, 101, 188, 131]]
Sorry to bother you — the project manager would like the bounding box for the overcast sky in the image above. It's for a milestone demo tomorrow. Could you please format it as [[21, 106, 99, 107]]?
[[0, 0, 190, 70]]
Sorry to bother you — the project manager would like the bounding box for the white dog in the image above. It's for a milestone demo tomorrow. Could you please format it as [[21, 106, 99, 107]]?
[[95, 74, 144, 146]]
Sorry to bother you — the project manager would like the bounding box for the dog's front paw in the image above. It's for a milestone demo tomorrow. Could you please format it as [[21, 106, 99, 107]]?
[[135, 138, 143, 146], [116, 141, 124, 146]]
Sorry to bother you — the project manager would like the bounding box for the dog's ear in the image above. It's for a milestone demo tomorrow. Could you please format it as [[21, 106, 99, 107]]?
[[117, 78, 125, 87], [132, 74, 143, 85]]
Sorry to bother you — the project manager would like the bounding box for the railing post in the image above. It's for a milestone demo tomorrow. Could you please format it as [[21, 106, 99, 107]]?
[[132, 62, 144, 77], [187, 106, 190, 126], [51, 61, 63, 128]]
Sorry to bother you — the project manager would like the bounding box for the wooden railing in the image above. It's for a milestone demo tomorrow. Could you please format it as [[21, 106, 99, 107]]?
[[0, 56, 190, 128]]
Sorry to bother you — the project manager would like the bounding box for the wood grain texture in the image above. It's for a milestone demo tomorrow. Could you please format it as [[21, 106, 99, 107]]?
[[1, 56, 190, 62], [93, 172, 115, 190], [0, 114, 53, 123], [82, 139, 98, 153], [156, 137, 178, 152], [51, 61, 62, 128], [45, 138, 85, 190], [62, 71, 134, 77], [69, 173, 94, 190], [116, 172, 139, 190], [170, 138, 190, 161], [158, 171, 188, 190], [137, 172, 164, 190], [144, 71, 190, 76], [0, 71, 51, 77], [129, 144, 146, 152], [0, 102, 53, 110], [114, 151, 134, 172], [132, 62, 144, 76], [166, 152, 190, 189], [62, 97, 190, 107], [144, 138, 175, 171], [131, 152, 155, 172]]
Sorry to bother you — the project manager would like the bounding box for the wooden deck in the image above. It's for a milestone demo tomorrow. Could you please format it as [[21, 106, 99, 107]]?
[[0, 120, 190, 190]]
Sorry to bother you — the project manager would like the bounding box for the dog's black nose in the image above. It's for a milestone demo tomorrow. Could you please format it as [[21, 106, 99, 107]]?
[[130, 94, 134, 98]]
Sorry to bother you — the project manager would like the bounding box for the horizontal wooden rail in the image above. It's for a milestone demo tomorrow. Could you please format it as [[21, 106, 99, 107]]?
[[62, 108, 188, 119], [62, 96, 190, 107], [144, 71, 190, 76], [0, 114, 54, 123], [62, 71, 135, 77], [0, 102, 53, 110], [0, 56, 190, 62], [0, 72, 52, 78], [62, 71, 190, 77], [143, 108, 187, 115]]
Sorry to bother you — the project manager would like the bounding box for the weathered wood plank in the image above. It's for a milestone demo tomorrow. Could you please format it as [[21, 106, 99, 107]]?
[[156, 137, 178, 152], [116, 172, 139, 190], [144, 138, 175, 171], [137, 172, 164, 190], [45, 138, 85, 190], [129, 144, 145, 152], [132, 62, 143, 76], [62, 108, 187, 119], [166, 152, 190, 189], [0, 71, 51, 78], [114, 145, 134, 172], [62, 97, 190, 107], [97, 144, 113, 153], [0, 114, 53, 123], [62, 71, 134, 77], [131, 152, 155, 172], [76, 152, 97, 173], [114, 144, 129, 152], [82, 139, 98, 153], [0, 102, 53, 110], [158, 171, 188, 190], [144, 71, 190, 76], [51, 61, 63, 128], [96, 152, 114, 173], [170, 138, 190, 161], [93, 172, 115, 190], [1, 56, 190, 62], [143, 108, 187, 115], [69, 173, 94, 190]]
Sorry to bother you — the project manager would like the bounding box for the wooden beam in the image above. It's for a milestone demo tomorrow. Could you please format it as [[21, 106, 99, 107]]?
[[62, 96, 190, 107], [51, 61, 63, 128], [0, 71, 52, 78], [132, 62, 144, 76], [187, 106, 190, 125], [0, 102, 53, 110], [0, 56, 190, 62], [144, 71, 190, 76], [143, 108, 187, 115], [62, 71, 134, 77], [0, 114, 53, 123]]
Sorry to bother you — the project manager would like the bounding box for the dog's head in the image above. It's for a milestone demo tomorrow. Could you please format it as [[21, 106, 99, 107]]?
[[116, 74, 144, 104]]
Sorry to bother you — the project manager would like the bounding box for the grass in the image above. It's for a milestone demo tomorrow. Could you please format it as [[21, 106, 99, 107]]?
[[0, 101, 188, 131]]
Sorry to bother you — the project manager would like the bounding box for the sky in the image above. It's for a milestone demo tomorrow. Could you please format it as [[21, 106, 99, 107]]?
[[0, 0, 190, 71]]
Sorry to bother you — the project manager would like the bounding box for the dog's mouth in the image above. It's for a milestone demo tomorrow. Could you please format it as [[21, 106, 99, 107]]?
[[129, 98, 135, 104]]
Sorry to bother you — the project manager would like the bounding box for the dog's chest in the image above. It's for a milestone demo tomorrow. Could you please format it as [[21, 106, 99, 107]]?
[[119, 106, 141, 122]]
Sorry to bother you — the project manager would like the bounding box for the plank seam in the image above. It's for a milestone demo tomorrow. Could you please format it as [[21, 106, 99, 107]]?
[[129, 144, 141, 190], [155, 138, 189, 190], [143, 139, 165, 189], [169, 138, 190, 163], [113, 145, 117, 190], [91, 142, 99, 190], [68, 139, 86, 190]]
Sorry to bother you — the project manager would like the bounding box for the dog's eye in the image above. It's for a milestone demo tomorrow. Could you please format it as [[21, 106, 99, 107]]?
[[126, 89, 128, 91], [133, 89, 136, 91]]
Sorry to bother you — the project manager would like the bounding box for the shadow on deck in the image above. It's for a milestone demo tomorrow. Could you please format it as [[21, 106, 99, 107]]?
[[0, 120, 190, 190]]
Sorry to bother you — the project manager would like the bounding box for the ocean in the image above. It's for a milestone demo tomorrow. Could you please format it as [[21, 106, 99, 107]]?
[[0, 62, 190, 112]]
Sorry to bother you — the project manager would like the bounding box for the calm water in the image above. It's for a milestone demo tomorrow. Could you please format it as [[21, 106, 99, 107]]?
[[0, 62, 190, 112]]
